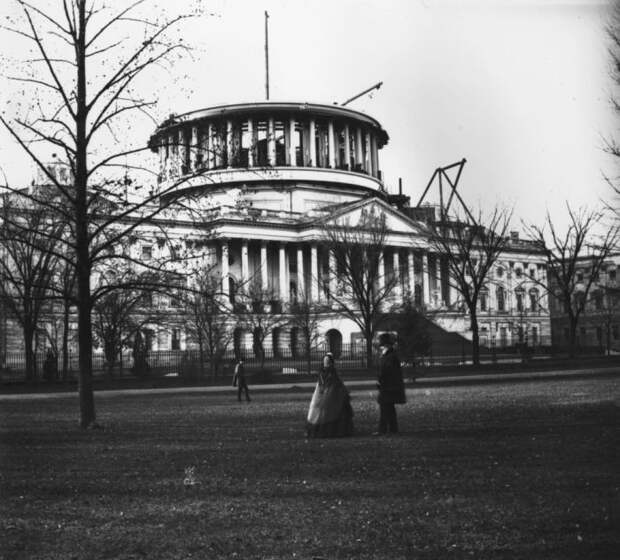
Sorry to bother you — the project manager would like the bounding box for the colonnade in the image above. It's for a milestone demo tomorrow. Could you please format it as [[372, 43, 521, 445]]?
[[215, 239, 454, 309], [158, 116, 381, 181]]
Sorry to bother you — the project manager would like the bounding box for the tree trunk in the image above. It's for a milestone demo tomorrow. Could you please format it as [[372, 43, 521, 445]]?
[[568, 316, 578, 358], [198, 336, 204, 378], [76, 5, 96, 429], [23, 326, 35, 382], [365, 331, 373, 372], [61, 300, 70, 382], [470, 312, 480, 366]]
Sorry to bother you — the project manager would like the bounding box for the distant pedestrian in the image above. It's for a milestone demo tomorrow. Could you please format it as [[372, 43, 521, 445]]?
[[232, 359, 250, 402], [375, 333, 406, 435], [42, 348, 57, 382]]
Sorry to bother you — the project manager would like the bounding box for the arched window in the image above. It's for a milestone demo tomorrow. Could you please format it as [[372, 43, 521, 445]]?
[[480, 289, 488, 312], [529, 288, 539, 312], [252, 327, 264, 359], [272, 327, 283, 358], [290, 327, 308, 358], [326, 329, 342, 359], [414, 283, 422, 306], [233, 328, 245, 359], [496, 287, 505, 312], [515, 289, 524, 312]]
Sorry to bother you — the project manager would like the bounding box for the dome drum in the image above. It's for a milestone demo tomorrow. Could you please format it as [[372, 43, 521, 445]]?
[[149, 102, 389, 196]]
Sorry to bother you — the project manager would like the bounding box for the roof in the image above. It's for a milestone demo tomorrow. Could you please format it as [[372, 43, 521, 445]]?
[[150, 101, 389, 147]]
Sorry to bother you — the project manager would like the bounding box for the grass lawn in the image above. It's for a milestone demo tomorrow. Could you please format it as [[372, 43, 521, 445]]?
[[1, 377, 619, 560]]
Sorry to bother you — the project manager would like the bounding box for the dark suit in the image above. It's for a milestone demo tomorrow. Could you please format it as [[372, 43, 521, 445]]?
[[377, 347, 406, 433], [232, 362, 250, 402]]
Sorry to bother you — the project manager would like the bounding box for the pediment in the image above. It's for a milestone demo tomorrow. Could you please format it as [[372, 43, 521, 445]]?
[[317, 198, 425, 236]]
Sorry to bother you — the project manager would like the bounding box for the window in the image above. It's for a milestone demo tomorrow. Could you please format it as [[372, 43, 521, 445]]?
[[171, 329, 180, 350], [497, 287, 505, 312], [594, 291, 603, 310], [480, 291, 488, 312], [610, 269, 617, 281], [529, 269, 535, 279], [499, 327, 507, 347], [577, 271, 584, 282], [496, 267, 504, 278], [515, 268, 522, 279], [516, 291, 524, 312], [529, 289, 538, 312], [531, 326, 538, 345], [141, 245, 153, 260]]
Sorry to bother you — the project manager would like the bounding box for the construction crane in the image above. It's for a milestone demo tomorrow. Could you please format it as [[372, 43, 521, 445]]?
[[341, 82, 383, 106], [416, 159, 474, 224]]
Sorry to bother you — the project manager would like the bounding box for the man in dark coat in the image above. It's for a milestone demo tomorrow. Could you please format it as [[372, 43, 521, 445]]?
[[376, 333, 406, 434], [232, 359, 251, 402]]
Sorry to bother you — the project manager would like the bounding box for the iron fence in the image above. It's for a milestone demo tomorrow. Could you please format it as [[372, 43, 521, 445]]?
[[0, 334, 615, 383]]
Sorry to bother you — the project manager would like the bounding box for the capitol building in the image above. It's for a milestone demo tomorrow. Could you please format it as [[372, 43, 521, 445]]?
[[140, 100, 551, 356], [0, 99, 552, 364]]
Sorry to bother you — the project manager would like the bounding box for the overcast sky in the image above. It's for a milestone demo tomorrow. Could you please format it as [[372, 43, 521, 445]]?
[[1, 0, 617, 233]]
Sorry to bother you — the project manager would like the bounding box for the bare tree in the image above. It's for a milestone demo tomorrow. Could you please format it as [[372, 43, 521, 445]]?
[[393, 297, 431, 368], [322, 209, 397, 369], [1, 1, 206, 427], [0, 195, 63, 379], [236, 280, 289, 372], [605, 2, 620, 212], [597, 284, 620, 355], [182, 266, 234, 379], [527, 206, 619, 357], [92, 269, 160, 379], [288, 288, 325, 374], [423, 206, 512, 365]]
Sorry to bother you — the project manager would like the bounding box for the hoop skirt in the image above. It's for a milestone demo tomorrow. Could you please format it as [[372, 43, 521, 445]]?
[[306, 369, 353, 438]]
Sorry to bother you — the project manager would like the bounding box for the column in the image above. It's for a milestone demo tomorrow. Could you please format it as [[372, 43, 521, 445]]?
[[241, 241, 249, 285], [189, 126, 198, 172], [247, 118, 255, 167], [328, 121, 336, 169], [371, 134, 378, 178], [159, 138, 166, 180], [408, 250, 415, 297], [310, 244, 319, 302], [261, 243, 268, 291], [393, 249, 401, 301], [279, 244, 288, 302], [178, 129, 186, 175], [436, 255, 443, 305], [422, 252, 430, 305], [289, 118, 297, 166], [449, 273, 458, 308], [365, 131, 372, 174], [168, 133, 175, 177], [297, 246, 305, 299], [309, 118, 316, 167], [355, 127, 363, 169], [205, 123, 213, 170], [343, 124, 351, 170], [268, 117, 276, 166], [221, 241, 229, 298], [226, 120, 234, 168], [329, 249, 337, 299], [378, 251, 385, 293]]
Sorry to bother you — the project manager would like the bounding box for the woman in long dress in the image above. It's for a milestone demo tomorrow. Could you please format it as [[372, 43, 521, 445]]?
[[306, 353, 354, 438]]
